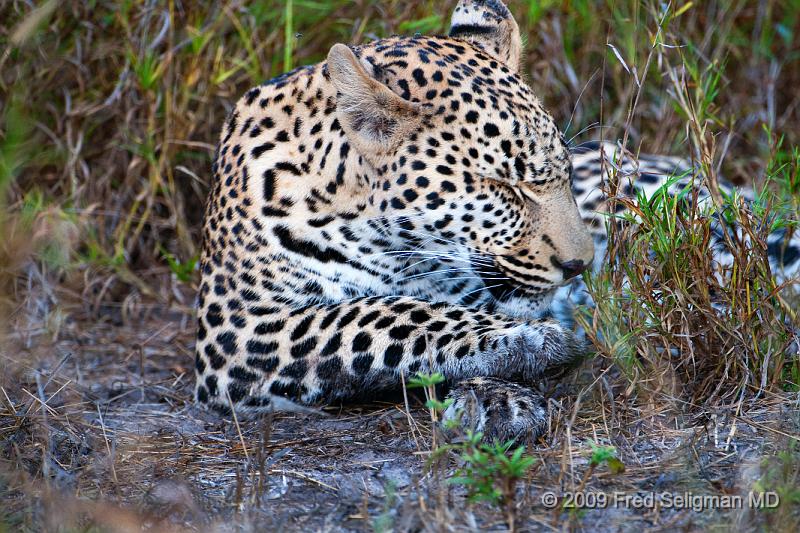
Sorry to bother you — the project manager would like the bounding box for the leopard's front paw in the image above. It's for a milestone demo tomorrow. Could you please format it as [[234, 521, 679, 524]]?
[[442, 377, 548, 442], [505, 320, 587, 380]]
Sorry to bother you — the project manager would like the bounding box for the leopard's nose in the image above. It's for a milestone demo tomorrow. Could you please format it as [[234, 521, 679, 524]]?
[[550, 256, 588, 280]]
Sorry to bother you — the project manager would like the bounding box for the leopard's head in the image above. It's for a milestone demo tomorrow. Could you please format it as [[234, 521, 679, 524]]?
[[327, 0, 593, 317]]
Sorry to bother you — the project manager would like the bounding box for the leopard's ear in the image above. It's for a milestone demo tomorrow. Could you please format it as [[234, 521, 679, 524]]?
[[449, 0, 522, 71], [326, 44, 420, 157]]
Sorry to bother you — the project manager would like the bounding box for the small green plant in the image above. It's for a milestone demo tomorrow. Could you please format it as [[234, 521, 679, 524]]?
[[750, 442, 800, 531], [0, 91, 34, 199], [371, 480, 397, 533], [577, 443, 623, 496], [449, 431, 535, 504], [159, 246, 198, 283], [407, 371, 453, 415], [588, 443, 625, 475], [130, 49, 165, 92], [407, 371, 452, 450], [449, 431, 535, 531], [558, 443, 625, 518]]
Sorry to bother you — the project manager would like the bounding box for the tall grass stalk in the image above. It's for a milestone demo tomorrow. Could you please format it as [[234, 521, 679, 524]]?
[[284, 0, 294, 72]]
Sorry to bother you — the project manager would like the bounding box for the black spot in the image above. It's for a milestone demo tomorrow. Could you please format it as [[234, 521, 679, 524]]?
[[240, 288, 259, 301], [262, 206, 289, 217], [228, 383, 248, 403], [428, 321, 447, 332], [309, 215, 335, 227], [436, 165, 453, 175], [250, 306, 281, 316], [275, 161, 301, 176], [410, 310, 430, 323], [437, 334, 453, 349], [270, 381, 300, 399], [229, 366, 258, 382], [245, 88, 261, 105], [483, 123, 500, 137], [412, 68, 427, 87], [196, 385, 208, 403], [320, 308, 342, 329], [290, 315, 315, 341], [252, 142, 275, 158], [398, 79, 411, 99], [280, 360, 308, 379], [384, 344, 404, 367], [205, 374, 218, 396], [290, 337, 318, 358], [317, 356, 343, 380], [352, 332, 372, 352], [501, 140, 513, 158], [206, 305, 224, 327], [514, 156, 526, 180], [358, 310, 381, 327], [412, 336, 427, 356], [245, 396, 272, 408], [205, 345, 225, 370], [195, 352, 206, 373], [320, 332, 342, 356], [255, 320, 286, 335], [246, 340, 278, 355], [454, 343, 471, 359], [352, 354, 374, 374], [375, 316, 395, 329], [337, 307, 360, 328], [216, 331, 237, 355], [263, 169, 276, 201], [389, 324, 415, 340], [246, 355, 279, 374]]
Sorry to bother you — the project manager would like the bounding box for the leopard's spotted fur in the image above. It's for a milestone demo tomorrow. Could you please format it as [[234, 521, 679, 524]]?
[[195, 0, 799, 440]]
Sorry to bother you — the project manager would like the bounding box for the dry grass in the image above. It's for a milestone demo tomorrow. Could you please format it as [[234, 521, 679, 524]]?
[[2, 0, 800, 531], [2, 311, 798, 531]]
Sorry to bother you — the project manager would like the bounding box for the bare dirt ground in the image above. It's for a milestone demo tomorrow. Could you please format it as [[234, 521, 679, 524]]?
[[1, 303, 798, 532]]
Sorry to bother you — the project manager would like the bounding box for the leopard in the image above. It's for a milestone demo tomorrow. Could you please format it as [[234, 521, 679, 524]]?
[[194, 0, 800, 442]]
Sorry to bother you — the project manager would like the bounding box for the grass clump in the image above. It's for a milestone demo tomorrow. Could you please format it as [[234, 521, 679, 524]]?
[[575, 1, 799, 411]]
